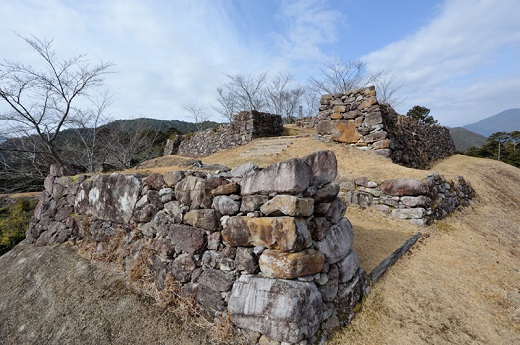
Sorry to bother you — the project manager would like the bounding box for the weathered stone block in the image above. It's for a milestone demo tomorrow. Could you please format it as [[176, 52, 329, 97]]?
[[144, 173, 165, 190], [332, 120, 360, 143], [380, 178, 429, 196], [198, 268, 235, 292], [168, 224, 206, 253], [228, 276, 324, 343], [240, 195, 268, 212], [313, 182, 340, 203], [391, 208, 425, 219], [365, 111, 383, 126], [308, 217, 331, 241], [235, 247, 258, 274], [338, 250, 360, 283], [324, 197, 347, 224], [183, 209, 220, 231], [222, 216, 311, 252], [175, 176, 213, 209], [260, 195, 314, 217], [401, 195, 431, 207], [314, 218, 354, 264], [359, 96, 377, 110], [212, 195, 240, 215], [259, 249, 325, 279], [302, 150, 338, 187], [75, 174, 141, 224], [240, 158, 312, 195], [163, 170, 185, 187], [211, 182, 240, 195]]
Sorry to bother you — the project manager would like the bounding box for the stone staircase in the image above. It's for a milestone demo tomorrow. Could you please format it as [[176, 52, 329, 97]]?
[[239, 136, 300, 157]]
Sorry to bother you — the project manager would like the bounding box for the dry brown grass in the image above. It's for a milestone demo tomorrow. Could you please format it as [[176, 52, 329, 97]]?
[[92, 126, 520, 344]]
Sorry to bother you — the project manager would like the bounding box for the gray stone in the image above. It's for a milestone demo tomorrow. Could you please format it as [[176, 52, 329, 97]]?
[[212, 195, 241, 215], [401, 195, 431, 207], [308, 217, 331, 241], [391, 208, 426, 219], [324, 197, 347, 224], [138, 210, 173, 237], [240, 195, 268, 212], [75, 174, 141, 224], [302, 150, 337, 187], [230, 163, 259, 178], [134, 204, 157, 223], [151, 237, 175, 258], [198, 268, 235, 292], [314, 218, 354, 264], [229, 275, 324, 343], [168, 224, 206, 254], [175, 176, 213, 209], [350, 191, 373, 208], [313, 182, 340, 203], [260, 195, 314, 217], [365, 111, 383, 126], [319, 264, 338, 302], [44, 175, 54, 194], [163, 201, 186, 224], [163, 170, 185, 187], [54, 206, 73, 222], [240, 158, 312, 196], [337, 250, 360, 283], [235, 247, 258, 274]]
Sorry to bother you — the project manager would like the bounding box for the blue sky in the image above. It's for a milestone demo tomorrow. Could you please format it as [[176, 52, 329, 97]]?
[[0, 0, 519, 127]]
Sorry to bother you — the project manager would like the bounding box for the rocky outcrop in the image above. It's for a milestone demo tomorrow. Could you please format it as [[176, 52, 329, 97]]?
[[164, 110, 284, 157], [27, 150, 365, 344]]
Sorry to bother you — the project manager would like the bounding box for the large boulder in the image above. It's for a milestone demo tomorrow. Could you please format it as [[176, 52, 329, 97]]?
[[75, 174, 141, 224], [228, 276, 324, 343], [240, 158, 312, 195], [222, 216, 311, 252]]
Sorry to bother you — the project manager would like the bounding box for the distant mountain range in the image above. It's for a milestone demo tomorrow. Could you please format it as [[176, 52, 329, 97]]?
[[463, 108, 520, 137], [449, 127, 487, 153]]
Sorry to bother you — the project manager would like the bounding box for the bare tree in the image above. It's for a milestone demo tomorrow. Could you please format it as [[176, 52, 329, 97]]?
[[219, 72, 268, 112], [370, 68, 405, 108], [67, 91, 113, 172], [303, 87, 320, 118], [309, 56, 368, 95], [213, 87, 237, 122], [0, 34, 113, 164], [183, 104, 210, 131], [264, 73, 305, 123]]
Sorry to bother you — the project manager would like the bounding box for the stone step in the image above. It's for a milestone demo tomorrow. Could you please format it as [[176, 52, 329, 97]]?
[[249, 145, 289, 149], [239, 152, 279, 157]]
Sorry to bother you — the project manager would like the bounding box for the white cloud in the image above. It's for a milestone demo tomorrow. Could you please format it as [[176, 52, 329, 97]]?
[[363, 0, 520, 126]]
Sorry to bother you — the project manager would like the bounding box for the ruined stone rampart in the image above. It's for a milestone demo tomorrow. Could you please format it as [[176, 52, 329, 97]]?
[[164, 111, 284, 157], [314, 86, 456, 168], [27, 152, 364, 344], [340, 173, 475, 226]]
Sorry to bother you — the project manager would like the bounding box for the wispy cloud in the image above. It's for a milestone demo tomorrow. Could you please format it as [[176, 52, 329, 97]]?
[[363, 0, 520, 126]]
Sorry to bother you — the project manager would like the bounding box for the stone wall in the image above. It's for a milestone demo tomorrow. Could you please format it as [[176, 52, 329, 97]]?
[[164, 111, 284, 157], [315, 86, 456, 168], [340, 173, 475, 226], [27, 152, 364, 344]]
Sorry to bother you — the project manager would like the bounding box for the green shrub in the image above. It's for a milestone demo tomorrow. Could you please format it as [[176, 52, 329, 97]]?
[[0, 198, 38, 255]]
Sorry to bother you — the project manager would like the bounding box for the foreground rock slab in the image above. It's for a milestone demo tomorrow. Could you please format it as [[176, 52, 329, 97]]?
[[228, 275, 324, 343]]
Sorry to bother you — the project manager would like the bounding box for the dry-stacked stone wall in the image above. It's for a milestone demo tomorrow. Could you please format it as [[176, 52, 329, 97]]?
[[315, 86, 456, 169], [164, 110, 283, 157], [340, 173, 475, 226], [27, 151, 364, 344]]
